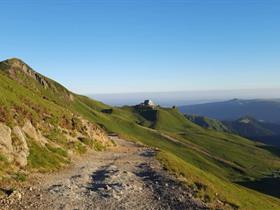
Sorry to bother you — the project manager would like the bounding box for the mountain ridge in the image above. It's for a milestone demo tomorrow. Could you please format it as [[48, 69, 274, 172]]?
[[185, 114, 280, 147], [179, 98, 280, 124]]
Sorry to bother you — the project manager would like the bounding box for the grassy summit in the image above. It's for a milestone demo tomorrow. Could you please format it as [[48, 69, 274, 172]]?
[[1, 58, 280, 209]]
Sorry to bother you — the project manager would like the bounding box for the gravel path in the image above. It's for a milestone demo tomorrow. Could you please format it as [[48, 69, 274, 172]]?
[[0, 137, 207, 210]]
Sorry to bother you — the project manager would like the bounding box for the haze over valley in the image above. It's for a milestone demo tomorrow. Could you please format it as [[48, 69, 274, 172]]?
[[90, 89, 280, 107]]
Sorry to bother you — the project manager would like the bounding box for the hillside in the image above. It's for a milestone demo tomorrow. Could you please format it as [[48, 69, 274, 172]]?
[[0, 58, 112, 175], [179, 99, 280, 123], [186, 114, 280, 147], [1, 58, 280, 209], [224, 117, 280, 147], [185, 114, 230, 132], [87, 105, 280, 209]]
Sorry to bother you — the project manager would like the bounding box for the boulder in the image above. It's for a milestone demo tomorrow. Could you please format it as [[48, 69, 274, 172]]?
[[22, 120, 47, 145], [12, 126, 29, 167], [0, 123, 13, 162]]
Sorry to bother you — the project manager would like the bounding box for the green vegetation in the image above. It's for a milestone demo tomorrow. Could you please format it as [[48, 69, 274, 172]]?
[[12, 172, 27, 182], [27, 142, 68, 172], [0, 154, 9, 177], [27, 140, 69, 172], [186, 114, 230, 132], [69, 101, 280, 209], [1, 58, 280, 209], [158, 151, 280, 210]]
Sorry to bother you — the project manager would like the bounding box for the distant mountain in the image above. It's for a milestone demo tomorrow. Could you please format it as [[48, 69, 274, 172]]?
[[179, 99, 280, 124], [186, 114, 280, 147], [185, 114, 230, 132], [224, 117, 280, 147]]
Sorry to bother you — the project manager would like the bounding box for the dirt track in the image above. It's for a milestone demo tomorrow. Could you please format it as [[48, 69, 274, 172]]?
[[0, 137, 207, 210]]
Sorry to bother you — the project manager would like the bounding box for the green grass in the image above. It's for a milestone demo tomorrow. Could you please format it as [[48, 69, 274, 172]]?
[[0, 154, 9, 177], [69, 101, 280, 209], [158, 151, 280, 210], [2, 58, 280, 209], [186, 114, 230, 132], [27, 140, 69, 172], [11, 172, 27, 182]]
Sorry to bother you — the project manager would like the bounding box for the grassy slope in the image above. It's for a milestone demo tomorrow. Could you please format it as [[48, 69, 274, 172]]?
[[0, 60, 108, 172], [70, 101, 280, 209], [1, 59, 280, 209], [185, 114, 230, 132]]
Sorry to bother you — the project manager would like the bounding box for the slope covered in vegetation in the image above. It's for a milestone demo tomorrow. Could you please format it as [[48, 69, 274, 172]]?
[[186, 114, 280, 147], [0, 58, 112, 176], [71, 101, 280, 209], [1, 58, 280, 209]]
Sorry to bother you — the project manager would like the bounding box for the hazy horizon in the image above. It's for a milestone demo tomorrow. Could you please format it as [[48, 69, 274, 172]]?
[[90, 88, 280, 106]]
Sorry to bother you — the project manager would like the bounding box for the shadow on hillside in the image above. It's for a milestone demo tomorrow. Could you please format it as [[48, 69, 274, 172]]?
[[257, 144, 280, 157], [237, 177, 280, 199], [0, 188, 14, 196]]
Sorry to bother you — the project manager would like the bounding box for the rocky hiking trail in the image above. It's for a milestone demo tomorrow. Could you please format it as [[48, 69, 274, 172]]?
[[0, 137, 207, 210]]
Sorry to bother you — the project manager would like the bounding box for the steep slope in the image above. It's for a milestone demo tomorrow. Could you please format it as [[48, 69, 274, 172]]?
[[0, 58, 112, 176], [1, 58, 280, 209], [224, 117, 280, 147], [186, 114, 280, 147], [179, 99, 280, 123], [185, 114, 230, 132]]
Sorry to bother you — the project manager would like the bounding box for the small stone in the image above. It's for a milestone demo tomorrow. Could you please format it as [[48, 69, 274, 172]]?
[[105, 185, 112, 190], [112, 193, 120, 200], [12, 191, 22, 200]]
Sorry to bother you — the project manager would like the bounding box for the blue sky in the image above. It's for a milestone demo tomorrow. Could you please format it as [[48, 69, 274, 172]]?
[[1, 0, 280, 94]]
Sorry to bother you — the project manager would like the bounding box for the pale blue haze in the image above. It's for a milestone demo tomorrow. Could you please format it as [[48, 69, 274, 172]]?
[[0, 0, 280, 94]]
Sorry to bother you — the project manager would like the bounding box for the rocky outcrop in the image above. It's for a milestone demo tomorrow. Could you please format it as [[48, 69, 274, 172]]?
[[12, 126, 29, 167], [0, 124, 30, 167], [0, 116, 112, 172], [7, 58, 50, 89], [22, 120, 48, 146], [80, 118, 111, 146], [0, 123, 13, 162]]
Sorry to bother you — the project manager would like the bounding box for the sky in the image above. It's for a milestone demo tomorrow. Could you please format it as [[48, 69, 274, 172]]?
[[1, 0, 280, 95], [91, 88, 280, 106]]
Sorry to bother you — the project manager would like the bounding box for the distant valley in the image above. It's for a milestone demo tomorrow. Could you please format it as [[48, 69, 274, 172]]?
[[180, 99, 280, 147], [180, 99, 280, 124]]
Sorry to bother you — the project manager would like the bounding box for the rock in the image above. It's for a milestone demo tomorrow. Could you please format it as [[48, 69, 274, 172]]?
[[97, 187, 105, 191], [105, 185, 112, 191], [12, 126, 29, 167], [22, 120, 47, 145], [17, 192, 22, 200], [0, 123, 13, 162], [112, 193, 121, 200], [10, 191, 22, 200]]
